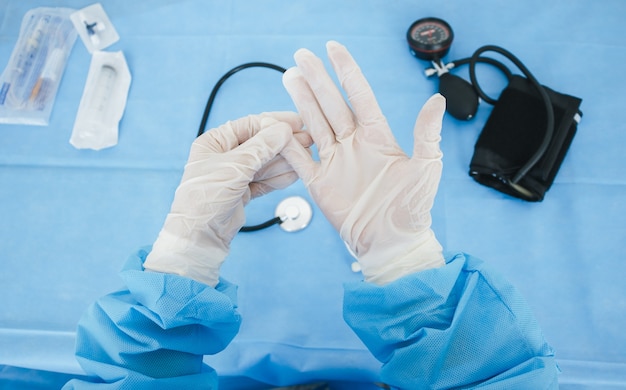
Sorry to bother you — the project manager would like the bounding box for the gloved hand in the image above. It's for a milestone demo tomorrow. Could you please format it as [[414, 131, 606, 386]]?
[[144, 112, 313, 287], [281, 41, 446, 285]]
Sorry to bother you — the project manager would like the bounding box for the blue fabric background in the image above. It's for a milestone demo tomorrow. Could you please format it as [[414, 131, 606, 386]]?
[[1, 0, 625, 388]]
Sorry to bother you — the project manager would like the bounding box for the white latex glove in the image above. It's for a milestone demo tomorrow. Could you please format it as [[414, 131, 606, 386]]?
[[281, 41, 446, 285], [144, 112, 312, 287]]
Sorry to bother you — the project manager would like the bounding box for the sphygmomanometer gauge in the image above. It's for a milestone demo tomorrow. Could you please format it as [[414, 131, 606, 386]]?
[[406, 17, 454, 61]]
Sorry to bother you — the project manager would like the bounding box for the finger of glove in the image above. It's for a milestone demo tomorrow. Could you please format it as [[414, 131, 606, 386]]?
[[326, 41, 387, 130], [257, 113, 314, 149], [231, 114, 303, 145], [293, 130, 314, 149], [228, 120, 293, 180], [252, 129, 313, 184], [253, 155, 295, 184], [412, 94, 446, 161], [256, 119, 314, 171], [191, 113, 298, 158], [293, 48, 356, 141], [283, 67, 336, 154], [261, 111, 304, 133], [245, 120, 310, 199], [190, 116, 260, 160], [251, 171, 299, 198], [280, 136, 318, 186]]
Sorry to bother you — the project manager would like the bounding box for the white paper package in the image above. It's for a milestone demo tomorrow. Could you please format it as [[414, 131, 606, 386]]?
[[69, 51, 131, 150]]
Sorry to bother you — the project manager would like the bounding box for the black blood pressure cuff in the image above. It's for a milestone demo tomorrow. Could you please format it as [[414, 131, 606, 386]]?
[[469, 75, 582, 201]]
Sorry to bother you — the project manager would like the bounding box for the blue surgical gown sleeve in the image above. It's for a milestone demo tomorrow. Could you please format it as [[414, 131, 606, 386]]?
[[63, 247, 241, 389], [343, 252, 559, 390]]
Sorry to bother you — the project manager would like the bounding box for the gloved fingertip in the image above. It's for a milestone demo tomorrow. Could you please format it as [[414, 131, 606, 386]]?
[[264, 111, 304, 132], [412, 94, 446, 160], [279, 137, 317, 184], [260, 117, 279, 128], [293, 48, 314, 62], [269, 110, 299, 121], [417, 93, 446, 139], [294, 131, 314, 148], [326, 40, 346, 52], [283, 66, 301, 79], [294, 48, 325, 71], [282, 67, 304, 89], [426, 93, 447, 111], [263, 121, 293, 146]]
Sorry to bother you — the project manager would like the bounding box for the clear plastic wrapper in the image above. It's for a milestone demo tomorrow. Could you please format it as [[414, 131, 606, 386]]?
[[70, 3, 120, 53], [0, 7, 77, 126]]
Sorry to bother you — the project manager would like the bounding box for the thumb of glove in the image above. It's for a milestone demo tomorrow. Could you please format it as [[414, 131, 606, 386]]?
[[412, 93, 446, 161]]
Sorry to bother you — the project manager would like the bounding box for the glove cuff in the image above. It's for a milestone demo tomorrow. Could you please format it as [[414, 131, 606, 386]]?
[[144, 230, 228, 288], [357, 229, 445, 285]]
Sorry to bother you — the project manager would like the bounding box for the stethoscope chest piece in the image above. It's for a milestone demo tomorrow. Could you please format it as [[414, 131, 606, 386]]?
[[275, 196, 313, 232]]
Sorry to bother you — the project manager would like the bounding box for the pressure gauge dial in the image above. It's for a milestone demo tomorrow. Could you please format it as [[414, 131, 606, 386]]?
[[407, 17, 454, 61]]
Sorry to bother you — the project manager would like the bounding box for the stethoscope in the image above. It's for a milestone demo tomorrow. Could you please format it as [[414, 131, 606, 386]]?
[[239, 196, 313, 233], [195, 17, 554, 233], [195, 63, 314, 234]]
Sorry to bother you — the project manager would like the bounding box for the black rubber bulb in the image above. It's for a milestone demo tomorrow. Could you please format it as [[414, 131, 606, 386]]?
[[438, 73, 479, 120]]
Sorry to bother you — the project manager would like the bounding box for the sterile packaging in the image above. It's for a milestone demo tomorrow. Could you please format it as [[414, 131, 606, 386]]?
[[70, 3, 120, 53], [70, 51, 131, 150], [0, 7, 77, 126]]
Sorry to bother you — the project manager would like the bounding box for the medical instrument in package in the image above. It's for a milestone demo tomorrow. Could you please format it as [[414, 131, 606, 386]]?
[[0, 7, 77, 126], [407, 17, 583, 201], [70, 51, 131, 150], [70, 3, 120, 54]]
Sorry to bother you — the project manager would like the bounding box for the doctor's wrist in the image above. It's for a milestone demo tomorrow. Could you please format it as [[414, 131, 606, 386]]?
[[357, 229, 445, 285]]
